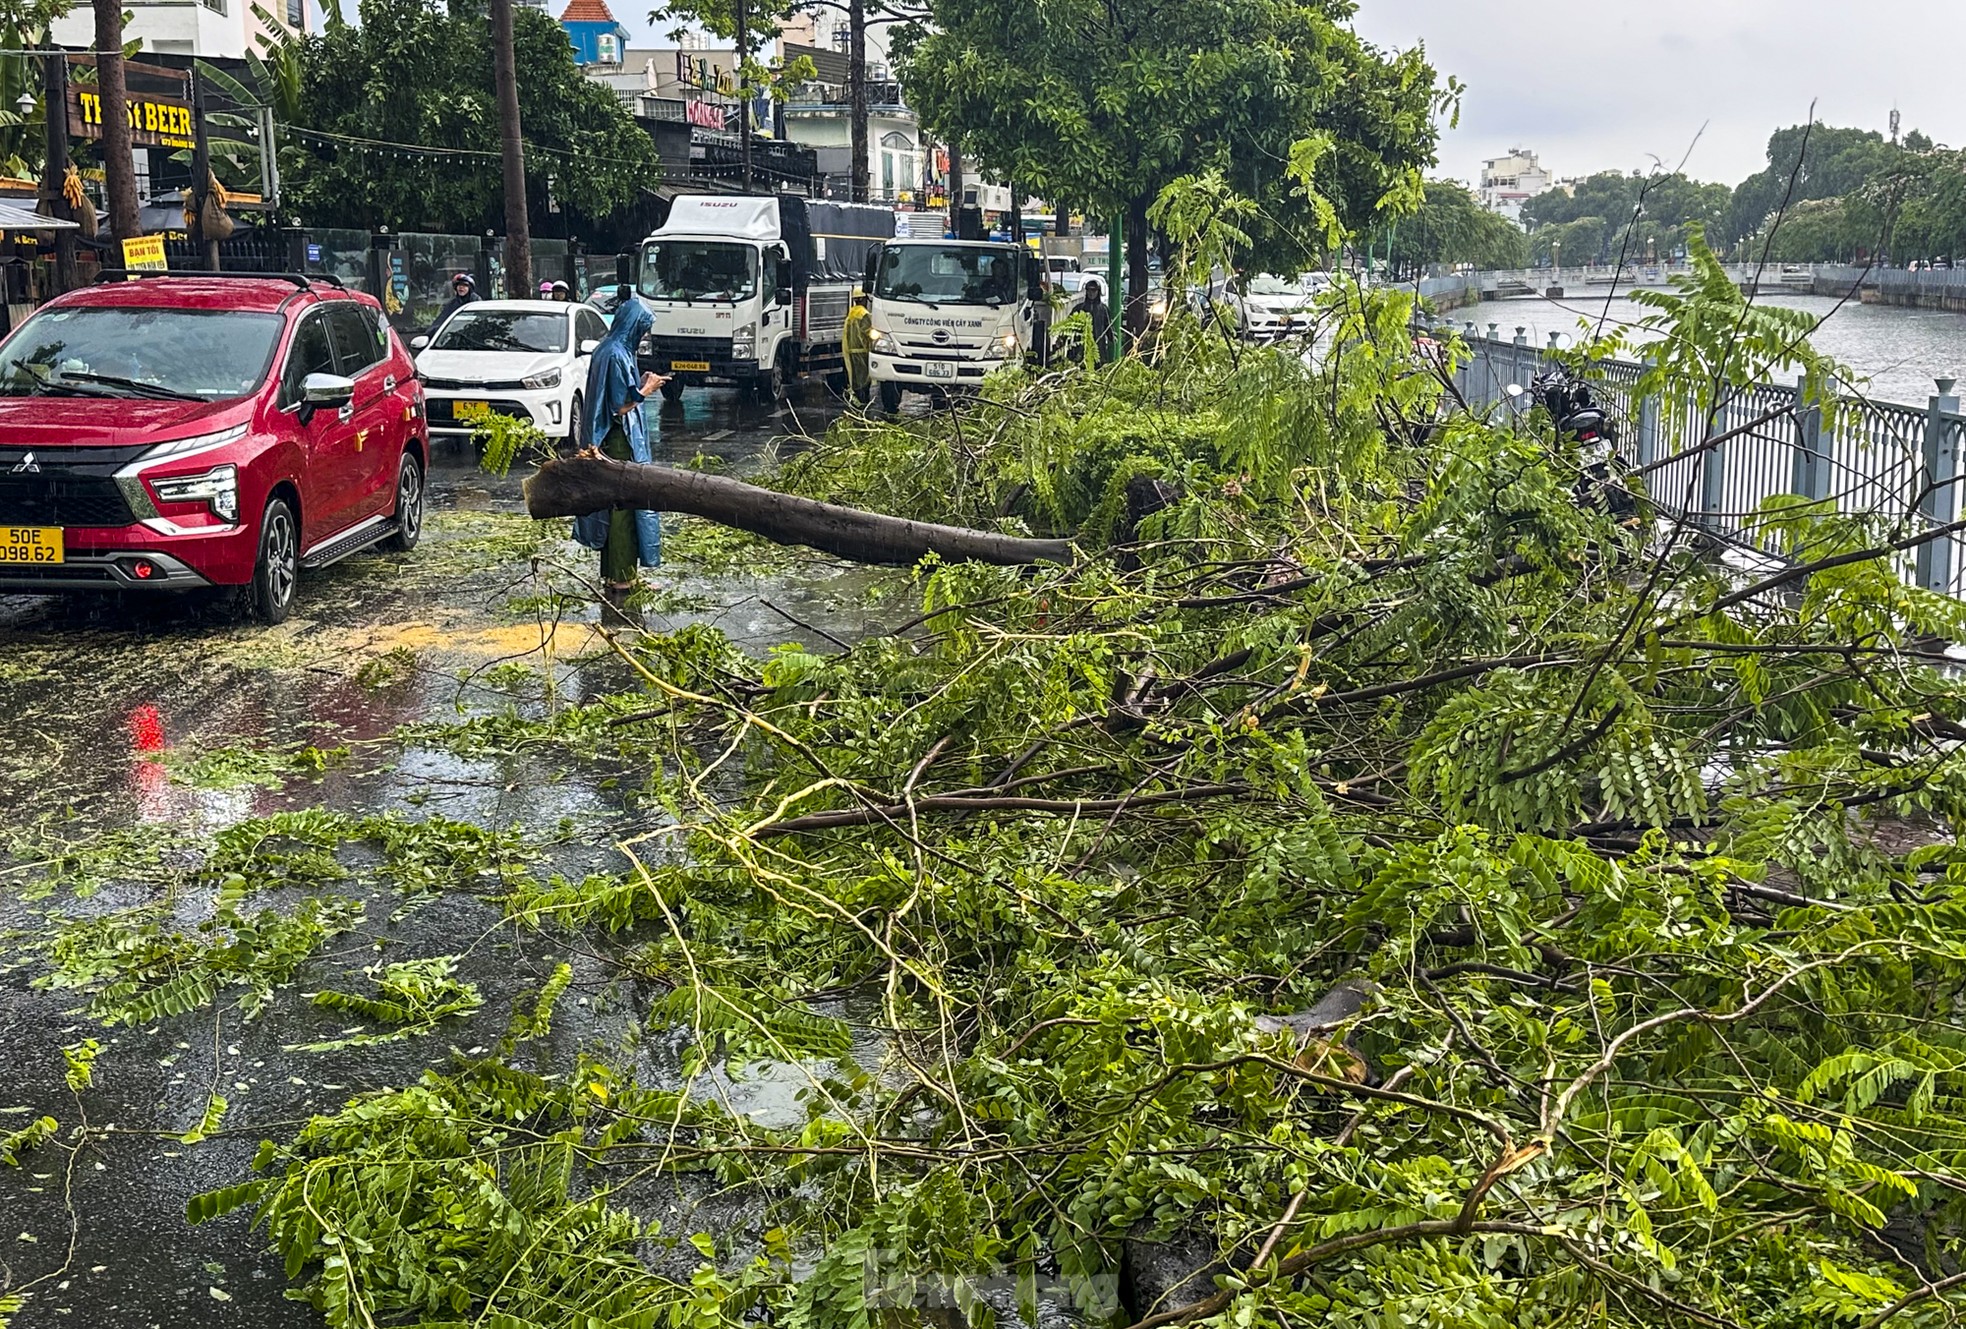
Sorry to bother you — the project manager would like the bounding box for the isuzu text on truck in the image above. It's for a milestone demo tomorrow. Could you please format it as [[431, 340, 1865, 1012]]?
[[864, 238, 1045, 413], [637, 194, 894, 401]]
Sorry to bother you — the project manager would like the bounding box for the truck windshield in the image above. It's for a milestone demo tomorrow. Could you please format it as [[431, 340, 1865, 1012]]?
[[875, 247, 1019, 306], [640, 241, 757, 302]]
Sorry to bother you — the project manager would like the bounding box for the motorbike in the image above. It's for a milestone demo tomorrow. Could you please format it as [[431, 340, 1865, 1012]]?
[[1507, 365, 1638, 520]]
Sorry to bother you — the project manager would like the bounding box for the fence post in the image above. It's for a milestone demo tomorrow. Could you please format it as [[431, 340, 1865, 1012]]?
[[1918, 378, 1961, 592], [1700, 405, 1728, 531], [1636, 357, 1659, 467], [1791, 373, 1829, 503]]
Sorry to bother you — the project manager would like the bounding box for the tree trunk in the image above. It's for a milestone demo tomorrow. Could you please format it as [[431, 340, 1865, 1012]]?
[[734, 0, 751, 191], [947, 148, 963, 235], [490, 0, 530, 296], [40, 42, 75, 292], [93, 0, 140, 243], [524, 456, 1076, 567], [847, 0, 868, 203], [1124, 192, 1151, 337]]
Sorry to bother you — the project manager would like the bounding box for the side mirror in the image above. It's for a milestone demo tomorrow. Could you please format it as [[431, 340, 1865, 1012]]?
[[776, 258, 793, 293], [410, 334, 429, 351], [776, 286, 792, 307], [297, 371, 354, 422], [579, 338, 600, 356]]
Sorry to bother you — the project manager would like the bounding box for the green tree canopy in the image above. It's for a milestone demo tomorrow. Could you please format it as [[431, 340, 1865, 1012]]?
[[278, 0, 659, 234], [895, 0, 1445, 310], [1385, 179, 1525, 275], [1521, 170, 1728, 264]]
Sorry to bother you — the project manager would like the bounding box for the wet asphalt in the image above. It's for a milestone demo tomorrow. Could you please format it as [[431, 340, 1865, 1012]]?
[[0, 385, 893, 1326]]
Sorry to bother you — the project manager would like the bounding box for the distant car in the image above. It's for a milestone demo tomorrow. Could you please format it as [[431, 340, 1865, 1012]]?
[[1214, 274, 1317, 342], [0, 272, 426, 623], [413, 300, 608, 448], [586, 284, 631, 325]]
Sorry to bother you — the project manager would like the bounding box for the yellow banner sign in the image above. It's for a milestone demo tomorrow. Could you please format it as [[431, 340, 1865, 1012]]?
[[121, 234, 167, 272]]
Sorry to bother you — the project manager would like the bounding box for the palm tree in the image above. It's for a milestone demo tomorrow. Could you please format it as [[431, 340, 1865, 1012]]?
[[93, 0, 140, 240], [489, 0, 530, 295]]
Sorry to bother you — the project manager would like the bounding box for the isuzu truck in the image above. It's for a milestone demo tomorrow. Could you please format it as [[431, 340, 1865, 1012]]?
[[636, 194, 895, 401], [863, 238, 1044, 413]]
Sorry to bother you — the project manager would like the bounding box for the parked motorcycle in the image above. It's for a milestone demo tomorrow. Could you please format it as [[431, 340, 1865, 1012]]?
[[1507, 365, 1638, 520]]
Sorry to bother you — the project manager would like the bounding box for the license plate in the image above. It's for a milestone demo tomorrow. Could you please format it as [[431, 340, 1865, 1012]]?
[[452, 400, 492, 421], [0, 526, 62, 564], [925, 361, 956, 380], [670, 360, 710, 372]]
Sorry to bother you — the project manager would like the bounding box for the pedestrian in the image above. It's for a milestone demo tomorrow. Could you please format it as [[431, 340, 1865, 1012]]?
[[842, 286, 872, 403], [579, 293, 667, 593], [550, 280, 573, 302], [1080, 279, 1109, 355], [432, 272, 477, 335]]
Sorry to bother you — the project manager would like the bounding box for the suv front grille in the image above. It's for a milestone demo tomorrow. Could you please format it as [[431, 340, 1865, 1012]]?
[[0, 474, 136, 527]]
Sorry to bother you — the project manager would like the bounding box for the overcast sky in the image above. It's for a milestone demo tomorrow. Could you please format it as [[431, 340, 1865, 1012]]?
[[1348, 0, 1965, 188]]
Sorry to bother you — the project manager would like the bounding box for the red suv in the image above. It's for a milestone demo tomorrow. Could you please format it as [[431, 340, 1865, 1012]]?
[[0, 272, 426, 622]]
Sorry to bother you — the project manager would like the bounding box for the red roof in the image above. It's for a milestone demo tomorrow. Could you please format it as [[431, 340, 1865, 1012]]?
[[559, 0, 618, 22]]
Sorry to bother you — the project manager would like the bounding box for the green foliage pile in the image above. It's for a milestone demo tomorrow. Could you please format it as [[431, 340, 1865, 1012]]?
[[149, 260, 1966, 1329]]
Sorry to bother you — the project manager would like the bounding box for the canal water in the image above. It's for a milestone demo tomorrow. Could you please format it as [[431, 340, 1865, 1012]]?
[[1464, 291, 1966, 407]]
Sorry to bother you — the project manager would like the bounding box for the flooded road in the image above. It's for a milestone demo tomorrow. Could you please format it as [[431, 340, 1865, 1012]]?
[[0, 385, 899, 1326]]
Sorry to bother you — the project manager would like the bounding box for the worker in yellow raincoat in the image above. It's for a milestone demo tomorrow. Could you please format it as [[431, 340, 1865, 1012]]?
[[842, 286, 872, 405]]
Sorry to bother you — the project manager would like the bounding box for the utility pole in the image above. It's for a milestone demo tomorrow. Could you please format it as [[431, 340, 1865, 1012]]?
[[847, 0, 867, 203], [41, 48, 75, 290], [490, 0, 531, 295], [735, 0, 752, 191], [94, 0, 140, 242]]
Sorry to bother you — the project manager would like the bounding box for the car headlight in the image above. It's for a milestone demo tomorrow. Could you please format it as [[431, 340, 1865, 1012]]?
[[142, 422, 249, 463], [149, 463, 238, 523], [522, 368, 562, 390], [871, 331, 894, 355]]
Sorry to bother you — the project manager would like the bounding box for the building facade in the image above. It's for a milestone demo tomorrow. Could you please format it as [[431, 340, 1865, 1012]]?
[[53, 0, 302, 60], [560, 0, 629, 68], [1477, 149, 1552, 223]]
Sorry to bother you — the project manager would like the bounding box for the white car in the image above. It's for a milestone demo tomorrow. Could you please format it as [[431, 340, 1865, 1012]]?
[[412, 300, 608, 446], [1218, 274, 1318, 343]]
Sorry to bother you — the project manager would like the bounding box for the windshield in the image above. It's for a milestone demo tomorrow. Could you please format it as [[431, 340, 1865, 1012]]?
[[0, 306, 284, 400], [431, 310, 568, 353], [640, 241, 757, 302], [1247, 275, 1299, 296], [875, 246, 1019, 306]]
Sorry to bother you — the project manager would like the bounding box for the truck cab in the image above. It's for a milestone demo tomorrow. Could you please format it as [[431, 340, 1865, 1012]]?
[[864, 239, 1043, 413], [637, 195, 892, 403]]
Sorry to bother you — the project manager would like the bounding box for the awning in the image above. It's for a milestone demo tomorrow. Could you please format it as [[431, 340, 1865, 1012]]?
[[0, 199, 79, 232]]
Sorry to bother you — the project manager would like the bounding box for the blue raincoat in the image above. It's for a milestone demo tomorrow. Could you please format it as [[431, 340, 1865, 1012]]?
[[575, 294, 662, 565]]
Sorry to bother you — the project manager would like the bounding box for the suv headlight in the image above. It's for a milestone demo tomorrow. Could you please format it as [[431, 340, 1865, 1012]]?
[[150, 463, 239, 523], [522, 367, 562, 390], [143, 422, 249, 463]]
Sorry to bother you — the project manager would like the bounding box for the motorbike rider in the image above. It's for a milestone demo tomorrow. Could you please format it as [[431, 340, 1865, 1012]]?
[[432, 273, 478, 335]]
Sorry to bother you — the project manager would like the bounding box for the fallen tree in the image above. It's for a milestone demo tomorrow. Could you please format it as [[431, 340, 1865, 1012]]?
[[522, 454, 1077, 567]]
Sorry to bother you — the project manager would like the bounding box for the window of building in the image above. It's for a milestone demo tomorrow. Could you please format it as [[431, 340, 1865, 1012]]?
[[597, 33, 618, 62], [200, 0, 225, 15], [286, 0, 303, 25]]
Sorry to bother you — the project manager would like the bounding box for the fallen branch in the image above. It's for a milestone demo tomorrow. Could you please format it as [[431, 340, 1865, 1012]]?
[[523, 455, 1078, 567]]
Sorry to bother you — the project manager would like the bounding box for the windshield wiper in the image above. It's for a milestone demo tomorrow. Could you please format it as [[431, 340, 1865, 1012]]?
[[58, 371, 203, 402]]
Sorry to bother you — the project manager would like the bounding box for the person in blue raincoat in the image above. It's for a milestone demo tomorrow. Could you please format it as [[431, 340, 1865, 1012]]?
[[580, 292, 667, 589]]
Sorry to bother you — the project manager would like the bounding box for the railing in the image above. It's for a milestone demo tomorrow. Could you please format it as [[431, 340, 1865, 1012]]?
[[1439, 325, 1966, 598]]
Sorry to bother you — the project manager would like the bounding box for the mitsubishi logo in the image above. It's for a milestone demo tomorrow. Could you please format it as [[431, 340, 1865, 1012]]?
[[9, 451, 36, 474], [931, 328, 952, 345]]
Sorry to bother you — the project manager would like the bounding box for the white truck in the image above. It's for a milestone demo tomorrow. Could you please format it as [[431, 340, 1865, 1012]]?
[[864, 237, 1045, 413], [636, 194, 895, 401]]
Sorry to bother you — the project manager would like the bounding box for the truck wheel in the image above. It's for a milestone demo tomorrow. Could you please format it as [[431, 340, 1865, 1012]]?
[[755, 358, 785, 403], [659, 378, 686, 403], [879, 381, 903, 415]]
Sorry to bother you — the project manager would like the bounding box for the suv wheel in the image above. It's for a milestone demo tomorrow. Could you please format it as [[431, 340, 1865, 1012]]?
[[247, 496, 299, 624], [385, 450, 425, 552]]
